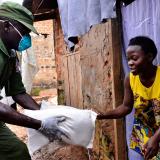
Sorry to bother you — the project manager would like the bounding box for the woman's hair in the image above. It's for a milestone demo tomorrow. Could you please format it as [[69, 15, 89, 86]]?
[[128, 36, 157, 59]]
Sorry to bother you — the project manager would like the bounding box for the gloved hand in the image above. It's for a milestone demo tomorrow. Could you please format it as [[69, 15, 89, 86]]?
[[38, 116, 69, 142]]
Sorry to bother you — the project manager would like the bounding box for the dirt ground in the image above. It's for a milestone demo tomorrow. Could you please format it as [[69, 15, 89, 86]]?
[[7, 88, 90, 160]]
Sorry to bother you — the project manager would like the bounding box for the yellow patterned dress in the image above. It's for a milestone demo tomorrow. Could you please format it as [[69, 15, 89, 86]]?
[[129, 66, 160, 158]]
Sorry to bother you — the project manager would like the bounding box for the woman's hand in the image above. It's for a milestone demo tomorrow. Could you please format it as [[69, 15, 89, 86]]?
[[96, 114, 107, 120], [143, 136, 159, 160]]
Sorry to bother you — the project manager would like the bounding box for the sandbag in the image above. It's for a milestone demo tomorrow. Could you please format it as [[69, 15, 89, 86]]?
[[24, 101, 97, 154]]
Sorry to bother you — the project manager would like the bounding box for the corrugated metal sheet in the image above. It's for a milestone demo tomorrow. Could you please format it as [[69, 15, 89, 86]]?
[[23, 0, 57, 21], [32, 0, 58, 13]]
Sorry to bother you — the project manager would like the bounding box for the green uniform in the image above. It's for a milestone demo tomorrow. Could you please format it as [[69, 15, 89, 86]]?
[[0, 39, 31, 160], [0, 39, 26, 96], [0, 2, 38, 159], [0, 122, 31, 160]]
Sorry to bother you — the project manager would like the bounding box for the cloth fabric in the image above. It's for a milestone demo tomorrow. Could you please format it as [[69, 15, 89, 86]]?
[[0, 39, 26, 96], [0, 122, 31, 160], [0, 41, 38, 105], [0, 1, 38, 34], [57, 0, 116, 48], [129, 66, 160, 158], [24, 101, 97, 155], [21, 47, 39, 94]]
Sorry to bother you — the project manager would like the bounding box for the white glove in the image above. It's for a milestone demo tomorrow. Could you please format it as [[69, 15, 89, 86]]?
[[38, 116, 69, 142]]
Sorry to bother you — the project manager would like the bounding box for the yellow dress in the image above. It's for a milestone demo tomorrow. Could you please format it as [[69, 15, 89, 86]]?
[[129, 66, 160, 156]]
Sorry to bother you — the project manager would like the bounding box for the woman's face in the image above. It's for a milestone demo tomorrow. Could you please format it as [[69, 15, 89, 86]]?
[[127, 45, 150, 75]]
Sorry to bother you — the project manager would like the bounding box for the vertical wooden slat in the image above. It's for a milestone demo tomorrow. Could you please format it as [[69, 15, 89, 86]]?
[[62, 56, 71, 105], [109, 19, 127, 160], [62, 53, 83, 108], [67, 55, 78, 107], [74, 54, 83, 108], [72, 55, 78, 107]]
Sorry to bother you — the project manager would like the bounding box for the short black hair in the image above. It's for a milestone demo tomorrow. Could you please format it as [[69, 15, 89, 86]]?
[[128, 36, 157, 59]]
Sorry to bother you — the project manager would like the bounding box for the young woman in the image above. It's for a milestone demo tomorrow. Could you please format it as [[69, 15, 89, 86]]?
[[97, 36, 160, 160]]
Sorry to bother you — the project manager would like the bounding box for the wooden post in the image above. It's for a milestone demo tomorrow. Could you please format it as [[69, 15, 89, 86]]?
[[109, 19, 127, 160]]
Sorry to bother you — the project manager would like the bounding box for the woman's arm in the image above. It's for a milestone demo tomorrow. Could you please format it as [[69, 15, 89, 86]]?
[[97, 75, 134, 119]]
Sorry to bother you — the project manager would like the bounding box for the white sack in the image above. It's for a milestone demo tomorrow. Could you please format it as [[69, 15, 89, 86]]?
[[0, 88, 15, 106], [24, 101, 97, 155]]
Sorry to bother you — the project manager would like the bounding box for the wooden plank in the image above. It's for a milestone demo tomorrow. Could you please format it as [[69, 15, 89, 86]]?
[[79, 23, 116, 159], [62, 56, 71, 105], [72, 55, 79, 107], [63, 52, 83, 108], [65, 51, 79, 57], [67, 55, 78, 107], [74, 54, 83, 108], [109, 19, 127, 160]]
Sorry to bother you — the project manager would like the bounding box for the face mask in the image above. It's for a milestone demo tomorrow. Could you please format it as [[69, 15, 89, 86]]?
[[18, 34, 31, 51], [9, 22, 32, 51]]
